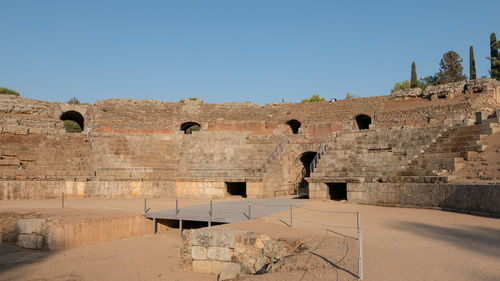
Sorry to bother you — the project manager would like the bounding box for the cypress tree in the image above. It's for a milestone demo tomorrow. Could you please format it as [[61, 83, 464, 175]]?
[[469, 46, 476, 80], [490, 33, 500, 80], [411, 61, 417, 88]]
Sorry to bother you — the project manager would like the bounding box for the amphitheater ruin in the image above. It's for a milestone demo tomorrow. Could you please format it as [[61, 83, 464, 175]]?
[[1, 78, 500, 280], [1, 78, 500, 214]]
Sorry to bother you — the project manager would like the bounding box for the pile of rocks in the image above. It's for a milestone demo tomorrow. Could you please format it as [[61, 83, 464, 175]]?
[[180, 227, 305, 280]]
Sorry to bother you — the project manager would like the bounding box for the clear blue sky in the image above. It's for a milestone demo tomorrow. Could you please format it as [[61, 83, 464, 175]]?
[[1, 0, 498, 104]]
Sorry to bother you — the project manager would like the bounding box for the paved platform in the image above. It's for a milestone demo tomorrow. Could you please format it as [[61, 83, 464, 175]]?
[[146, 198, 298, 223]]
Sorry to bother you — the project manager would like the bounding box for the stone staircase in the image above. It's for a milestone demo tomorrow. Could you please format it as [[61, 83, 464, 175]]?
[[308, 125, 455, 183], [309, 116, 500, 184]]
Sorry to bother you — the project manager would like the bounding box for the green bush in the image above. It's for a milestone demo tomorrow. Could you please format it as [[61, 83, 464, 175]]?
[[391, 80, 411, 93], [301, 94, 325, 103], [0, 87, 20, 96], [63, 120, 82, 133]]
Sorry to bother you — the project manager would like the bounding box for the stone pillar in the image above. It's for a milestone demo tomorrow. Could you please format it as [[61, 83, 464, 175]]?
[[308, 182, 328, 199], [246, 182, 263, 198]]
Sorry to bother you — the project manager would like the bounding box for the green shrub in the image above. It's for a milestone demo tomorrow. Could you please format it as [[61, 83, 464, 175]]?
[[0, 87, 20, 96], [301, 94, 325, 103], [63, 120, 82, 133], [391, 80, 411, 93]]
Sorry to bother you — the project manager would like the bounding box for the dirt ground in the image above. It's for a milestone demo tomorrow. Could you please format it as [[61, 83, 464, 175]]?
[[1, 198, 499, 281]]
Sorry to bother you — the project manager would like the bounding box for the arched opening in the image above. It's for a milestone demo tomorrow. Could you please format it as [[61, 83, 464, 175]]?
[[180, 122, 201, 134], [286, 119, 301, 134], [292, 151, 317, 198], [355, 114, 371, 130], [60, 111, 84, 133]]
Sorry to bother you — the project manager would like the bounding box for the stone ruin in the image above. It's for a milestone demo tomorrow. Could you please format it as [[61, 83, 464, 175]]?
[[1, 78, 500, 215]]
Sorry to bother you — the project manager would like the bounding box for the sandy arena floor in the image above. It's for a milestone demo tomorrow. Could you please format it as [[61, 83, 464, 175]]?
[[0, 198, 499, 281]]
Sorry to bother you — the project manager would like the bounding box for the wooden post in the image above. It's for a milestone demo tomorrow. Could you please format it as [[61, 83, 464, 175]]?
[[62, 192, 64, 208]]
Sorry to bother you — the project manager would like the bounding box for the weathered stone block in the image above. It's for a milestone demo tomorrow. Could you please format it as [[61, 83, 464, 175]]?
[[207, 246, 231, 261], [192, 260, 212, 274], [16, 234, 44, 249], [218, 263, 241, 280], [191, 245, 207, 260], [16, 219, 46, 234], [212, 260, 231, 274]]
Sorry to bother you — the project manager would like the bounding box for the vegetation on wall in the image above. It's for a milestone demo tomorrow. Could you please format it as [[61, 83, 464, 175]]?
[[345, 93, 360, 99], [0, 87, 20, 96], [301, 94, 325, 102], [437, 50, 467, 84], [179, 97, 199, 103], [67, 97, 81, 104]]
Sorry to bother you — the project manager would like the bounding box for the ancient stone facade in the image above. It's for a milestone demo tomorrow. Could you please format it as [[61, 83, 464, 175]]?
[[1, 79, 500, 214]]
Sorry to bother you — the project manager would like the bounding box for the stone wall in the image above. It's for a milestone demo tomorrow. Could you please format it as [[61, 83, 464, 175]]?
[[347, 183, 500, 215], [15, 215, 164, 250]]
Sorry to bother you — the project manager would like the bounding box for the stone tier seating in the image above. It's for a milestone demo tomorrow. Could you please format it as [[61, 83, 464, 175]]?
[[309, 118, 499, 184], [0, 133, 92, 180], [177, 132, 279, 181], [89, 131, 280, 181]]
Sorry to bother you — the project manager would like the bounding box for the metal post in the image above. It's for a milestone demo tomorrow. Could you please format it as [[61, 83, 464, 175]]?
[[179, 219, 183, 236], [248, 202, 251, 220], [290, 200, 293, 227], [62, 192, 64, 208], [358, 230, 363, 280], [176, 199, 179, 218], [357, 211, 360, 231], [209, 200, 212, 227], [144, 198, 147, 214], [153, 218, 157, 234]]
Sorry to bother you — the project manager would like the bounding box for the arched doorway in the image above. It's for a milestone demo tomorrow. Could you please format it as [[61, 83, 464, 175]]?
[[291, 151, 317, 197], [286, 119, 301, 134], [180, 122, 201, 134], [355, 114, 371, 130], [60, 111, 84, 133]]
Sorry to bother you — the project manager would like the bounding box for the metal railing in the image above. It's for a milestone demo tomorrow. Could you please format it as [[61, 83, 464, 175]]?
[[252, 136, 290, 178], [309, 133, 333, 174]]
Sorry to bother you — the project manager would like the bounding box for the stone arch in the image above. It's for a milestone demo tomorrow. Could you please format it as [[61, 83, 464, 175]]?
[[180, 122, 201, 134], [355, 114, 371, 130], [286, 119, 301, 134], [60, 111, 84, 133], [291, 151, 317, 197]]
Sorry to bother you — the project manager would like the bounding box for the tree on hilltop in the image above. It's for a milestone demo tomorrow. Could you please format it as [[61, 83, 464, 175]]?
[[411, 62, 418, 88], [437, 51, 467, 84]]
